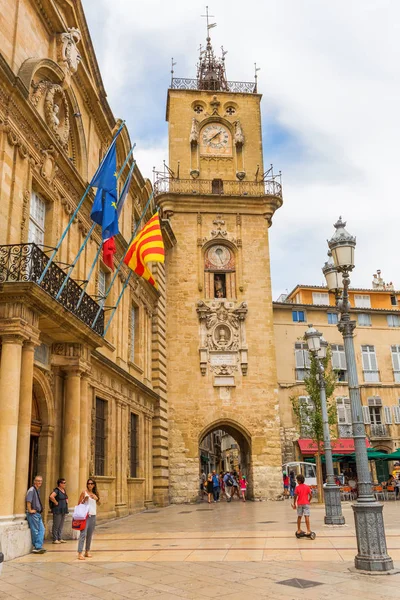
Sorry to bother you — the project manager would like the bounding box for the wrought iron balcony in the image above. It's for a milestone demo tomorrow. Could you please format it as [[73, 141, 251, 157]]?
[[154, 177, 282, 199], [370, 424, 388, 438], [0, 243, 104, 335], [170, 77, 257, 94], [338, 424, 353, 438]]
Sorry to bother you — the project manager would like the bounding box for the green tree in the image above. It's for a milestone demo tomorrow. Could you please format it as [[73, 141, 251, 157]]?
[[290, 345, 338, 502]]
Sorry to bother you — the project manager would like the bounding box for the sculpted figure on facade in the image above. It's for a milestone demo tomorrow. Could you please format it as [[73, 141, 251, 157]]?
[[57, 28, 82, 76], [189, 118, 199, 145], [234, 120, 245, 147]]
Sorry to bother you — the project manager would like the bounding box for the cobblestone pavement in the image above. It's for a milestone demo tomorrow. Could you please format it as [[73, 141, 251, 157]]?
[[2, 499, 400, 599]]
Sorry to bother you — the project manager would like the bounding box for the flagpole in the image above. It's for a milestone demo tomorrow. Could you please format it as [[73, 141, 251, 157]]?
[[55, 155, 136, 301], [75, 160, 137, 308], [91, 192, 155, 330], [38, 121, 126, 285], [102, 272, 132, 337]]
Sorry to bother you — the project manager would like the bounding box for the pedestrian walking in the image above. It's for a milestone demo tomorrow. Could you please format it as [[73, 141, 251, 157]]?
[[289, 470, 296, 498], [77, 478, 99, 560], [283, 472, 290, 498], [49, 478, 68, 544], [292, 474, 313, 536], [212, 470, 220, 502], [231, 472, 240, 500], [206, 474, 213, 504], [239, 475, 247, 502], [26, 475, 46, 554], [223, 471, 234, 502]]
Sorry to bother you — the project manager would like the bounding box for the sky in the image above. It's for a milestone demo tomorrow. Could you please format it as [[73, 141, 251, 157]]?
[[82, 0, 400, 299]]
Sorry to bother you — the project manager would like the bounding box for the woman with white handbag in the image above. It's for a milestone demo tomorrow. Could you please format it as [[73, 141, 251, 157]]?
[[76, 478, 100, 560]]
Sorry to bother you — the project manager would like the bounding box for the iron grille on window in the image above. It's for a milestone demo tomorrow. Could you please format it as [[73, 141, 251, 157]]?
[[95, 398, 106, 476], [130, 413, 139, 478]]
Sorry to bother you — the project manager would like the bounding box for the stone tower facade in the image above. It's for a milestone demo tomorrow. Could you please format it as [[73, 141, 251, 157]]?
[[157, 34, 283, 501]]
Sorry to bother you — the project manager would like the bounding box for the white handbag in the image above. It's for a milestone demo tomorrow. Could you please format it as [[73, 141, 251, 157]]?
[[72, 503, 89, 520]]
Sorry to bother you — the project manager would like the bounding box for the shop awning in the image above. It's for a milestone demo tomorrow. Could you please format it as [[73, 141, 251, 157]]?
[[298, 438, 371, 456]]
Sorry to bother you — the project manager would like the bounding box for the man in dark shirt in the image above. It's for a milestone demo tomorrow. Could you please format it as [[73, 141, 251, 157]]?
[[26, 475, 46, 554]]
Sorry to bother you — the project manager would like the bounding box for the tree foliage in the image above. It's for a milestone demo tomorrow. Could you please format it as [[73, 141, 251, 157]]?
[[290, 345, 338, 445]]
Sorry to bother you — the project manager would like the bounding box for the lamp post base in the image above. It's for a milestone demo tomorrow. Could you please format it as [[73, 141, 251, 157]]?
[[352, 501, 393, 571], [323, 485, 345, 525]]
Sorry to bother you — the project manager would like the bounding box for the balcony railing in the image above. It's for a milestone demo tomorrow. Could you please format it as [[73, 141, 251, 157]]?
[[363, 370, 380, 383], [338, 424, 353, 438], [170, 77, 257, 94], [370, 424, 388, 438], [0, 243, 104, 335], [154, 177, 282, 199]]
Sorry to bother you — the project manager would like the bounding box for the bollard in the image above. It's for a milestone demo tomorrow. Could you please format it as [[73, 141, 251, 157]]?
[[0, 552, 3, 575]]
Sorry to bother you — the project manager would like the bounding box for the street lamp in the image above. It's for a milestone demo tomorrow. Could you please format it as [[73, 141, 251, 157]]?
[[323, 216, 393, 571], [304, 325, 345, 525]]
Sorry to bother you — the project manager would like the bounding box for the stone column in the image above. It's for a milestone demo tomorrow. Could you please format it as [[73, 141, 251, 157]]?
[[62, 369, 81, 507], [0, 335, 24, 519], [79, 375, 89, 492], [14, 341, 36, 516], [145, 415, 153, 504]]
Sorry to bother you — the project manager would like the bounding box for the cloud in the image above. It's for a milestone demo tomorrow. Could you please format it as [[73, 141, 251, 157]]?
[[82, 0, 400, 295]]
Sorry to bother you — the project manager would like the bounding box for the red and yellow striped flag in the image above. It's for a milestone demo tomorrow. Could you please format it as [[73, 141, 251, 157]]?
[[123, 213, 165, 288]]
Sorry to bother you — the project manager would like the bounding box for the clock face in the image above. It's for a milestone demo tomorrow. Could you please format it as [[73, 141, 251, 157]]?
[[206, 245, 232, 269], [200, 123, 232, 155]]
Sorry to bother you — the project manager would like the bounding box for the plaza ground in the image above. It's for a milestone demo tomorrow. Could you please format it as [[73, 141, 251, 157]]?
[[2, 499, 400, 599]]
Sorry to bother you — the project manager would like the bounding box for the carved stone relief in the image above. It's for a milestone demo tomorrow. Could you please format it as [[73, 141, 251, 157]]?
[[31, 81, 70, 148], [57, 28, 82, 78], [196, 300, 248, 379]]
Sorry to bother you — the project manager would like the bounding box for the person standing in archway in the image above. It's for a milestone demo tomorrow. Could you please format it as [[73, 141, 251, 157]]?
[[206, 474, 213, 504], [212, 470, 220, 502], [26, 475, 46, 554], [223, 471, 234, 502]]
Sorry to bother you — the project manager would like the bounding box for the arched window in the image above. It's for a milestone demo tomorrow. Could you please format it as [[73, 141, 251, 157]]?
[[204, 244, 236, 299]]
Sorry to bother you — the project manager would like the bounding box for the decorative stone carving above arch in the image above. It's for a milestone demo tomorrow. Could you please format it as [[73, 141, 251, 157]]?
[[57, 28, 82, 80]]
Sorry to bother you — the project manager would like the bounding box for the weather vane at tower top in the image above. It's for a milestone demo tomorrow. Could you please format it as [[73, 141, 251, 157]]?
[[201, 5, 217, 40]]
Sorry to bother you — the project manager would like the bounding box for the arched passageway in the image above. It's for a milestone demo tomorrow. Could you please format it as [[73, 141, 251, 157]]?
[[198, 420, 253, 499]]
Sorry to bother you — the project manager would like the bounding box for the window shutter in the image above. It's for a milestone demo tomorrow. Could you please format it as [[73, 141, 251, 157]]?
[[339, 348, 347, 370], [393, 406, 400, 425], [332, 346, 340, 369], [384, 406, 393, 425], [304, 348, 311, 368], [370, 350, 378, 371], [361, 348, 370, 370], [345, 400, 352, 424], [295, 347, 304, 368], [391, 347, 400, 371], [336, 399, 346, 424], [362, 406, 371, 424]]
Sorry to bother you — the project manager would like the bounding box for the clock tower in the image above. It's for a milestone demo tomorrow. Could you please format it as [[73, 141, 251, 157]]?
[[157, 29, 284, 501]]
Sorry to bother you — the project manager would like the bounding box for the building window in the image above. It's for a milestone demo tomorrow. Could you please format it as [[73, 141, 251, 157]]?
[[393, 401, 400, 424], [130, 413, 138, 477], [391, 345, 400, 382], [361, 345, 379, 382], [327, 312, 338, 325], [354, 294, 371, 308], [28, 192, 46, 245], [98, 270, 107, 307], [390, 294, 397, 306], [95, 398, 107, 476], [292, 310, 305, 323], [130, 306, 138, 363], [331, 344, 347, 381], [204, 244, 236, 299], [358, 313, 372, 327], [312, 292, 329, 305], [336, 397, 352, 437], [212, 179, 223, 194], [387, 314, 400, 327], [295, 342, 310, 380]]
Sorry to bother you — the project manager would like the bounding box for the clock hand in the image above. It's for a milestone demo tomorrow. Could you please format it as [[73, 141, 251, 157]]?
[[208, 129, 223, 143]]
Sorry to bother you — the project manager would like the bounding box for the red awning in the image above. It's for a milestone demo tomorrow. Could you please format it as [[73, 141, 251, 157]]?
[[298, 438, 371, 456]]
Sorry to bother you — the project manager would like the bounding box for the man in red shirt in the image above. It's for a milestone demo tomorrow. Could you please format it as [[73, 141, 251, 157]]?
[[292, 474, 313, 535]]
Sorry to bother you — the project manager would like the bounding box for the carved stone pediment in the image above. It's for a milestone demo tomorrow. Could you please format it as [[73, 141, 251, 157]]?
[[196, 300, 248, 378]]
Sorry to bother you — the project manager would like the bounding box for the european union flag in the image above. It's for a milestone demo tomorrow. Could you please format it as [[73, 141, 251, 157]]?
[[90, 142, 119, 240]]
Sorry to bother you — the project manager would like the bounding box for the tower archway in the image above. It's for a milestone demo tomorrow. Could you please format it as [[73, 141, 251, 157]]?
[[198, 419, 253, 499]]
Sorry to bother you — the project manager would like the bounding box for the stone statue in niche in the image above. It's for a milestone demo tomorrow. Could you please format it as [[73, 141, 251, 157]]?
[[51, 103, 60, 129], [214, 274, 226, 298], [190, 118, 199, 145], [234, 120, 245, 147]]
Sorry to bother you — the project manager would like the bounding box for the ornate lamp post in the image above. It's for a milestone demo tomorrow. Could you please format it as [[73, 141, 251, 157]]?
[[304, 325, 345, 525], [323, 217, 393, 571]]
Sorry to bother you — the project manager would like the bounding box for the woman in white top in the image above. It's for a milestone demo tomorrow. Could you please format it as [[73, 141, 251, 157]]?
[[77, 478, 99, 560]]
